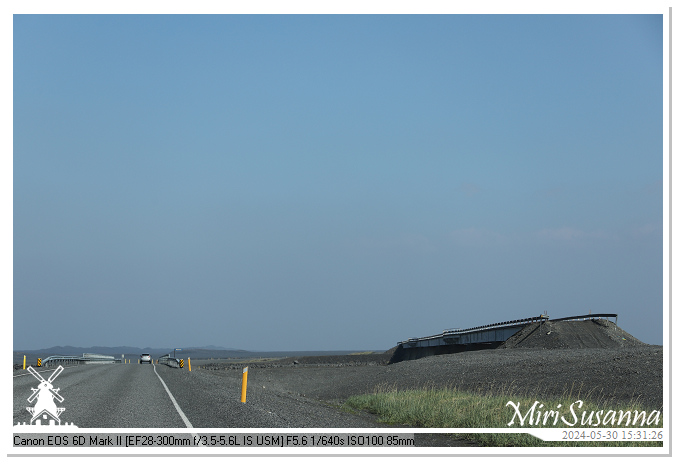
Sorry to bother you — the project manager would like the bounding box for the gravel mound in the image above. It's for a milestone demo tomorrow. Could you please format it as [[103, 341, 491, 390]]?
[[197, 321, 662, 411], [500, 319, 646, 349]]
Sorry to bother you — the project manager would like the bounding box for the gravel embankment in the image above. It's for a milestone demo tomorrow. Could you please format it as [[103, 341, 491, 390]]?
[[196, 345, 663, 411], [500, 319, 647, 350], [196, 320, 663, 411]]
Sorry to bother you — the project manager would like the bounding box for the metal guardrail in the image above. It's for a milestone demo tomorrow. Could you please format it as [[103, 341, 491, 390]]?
[[31, 352, 189, 368], [398, 313, 618, 347], [550, 313, 618, 324], [441, 315, 549, 335], [157, 354, 182, 368], [41, 354, 117, 367], [399, 315, 549, 346]]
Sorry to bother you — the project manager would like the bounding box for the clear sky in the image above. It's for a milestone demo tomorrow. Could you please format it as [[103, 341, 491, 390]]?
[[12, 13, 664, 351]]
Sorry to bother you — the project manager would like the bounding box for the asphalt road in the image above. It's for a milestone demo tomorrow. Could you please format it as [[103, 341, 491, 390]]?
[[12, 363, 383, 428]]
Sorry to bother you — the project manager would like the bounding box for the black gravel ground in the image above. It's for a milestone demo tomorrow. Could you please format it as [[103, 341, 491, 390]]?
[[195, 320, 663, 411], [196, 346, 662, 410]]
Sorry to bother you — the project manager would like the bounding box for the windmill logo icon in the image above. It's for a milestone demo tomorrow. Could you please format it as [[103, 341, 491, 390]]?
[[15, 365, 78, 427]]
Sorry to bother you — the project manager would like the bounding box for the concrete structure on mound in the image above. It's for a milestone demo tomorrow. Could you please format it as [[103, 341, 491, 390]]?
[[390, 314, 623, 363]]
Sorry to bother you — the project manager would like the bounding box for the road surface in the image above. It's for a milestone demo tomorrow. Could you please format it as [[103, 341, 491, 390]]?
[[12, 363, 382, 428]]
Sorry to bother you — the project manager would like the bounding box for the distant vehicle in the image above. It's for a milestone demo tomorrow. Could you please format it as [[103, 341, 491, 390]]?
[[140, 354, 152, 364]]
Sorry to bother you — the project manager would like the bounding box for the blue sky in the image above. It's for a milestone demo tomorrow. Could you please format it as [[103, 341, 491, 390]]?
[[12, 14, 664, 350]]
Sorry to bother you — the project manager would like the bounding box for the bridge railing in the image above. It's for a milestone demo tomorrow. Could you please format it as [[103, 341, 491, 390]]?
[[36, 353, 185, 368], [41, 354, 116, 367], [398, 315, 549, 346], [157, 354, 182, 368], [398, 313, 618, 347], [550, 313, 618, 324], [41, 356, 82, 367]]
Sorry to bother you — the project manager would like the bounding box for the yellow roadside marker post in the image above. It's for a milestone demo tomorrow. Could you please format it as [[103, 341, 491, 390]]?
[[188, 358, 191, 372], [23, 355, 26, 370], [37, 358, 41, 367], [241, 367, 248, 403]]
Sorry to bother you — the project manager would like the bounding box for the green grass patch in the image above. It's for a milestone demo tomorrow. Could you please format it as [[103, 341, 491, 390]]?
[[344, 386, 663, 447]]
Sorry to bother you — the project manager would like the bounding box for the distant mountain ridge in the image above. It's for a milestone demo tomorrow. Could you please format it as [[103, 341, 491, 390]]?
[[14, 345, 240, 356], [13, 346, 384, 364]]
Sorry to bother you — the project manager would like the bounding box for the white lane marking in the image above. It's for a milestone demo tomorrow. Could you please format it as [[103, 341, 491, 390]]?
[[153, 364, 194, 429]]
